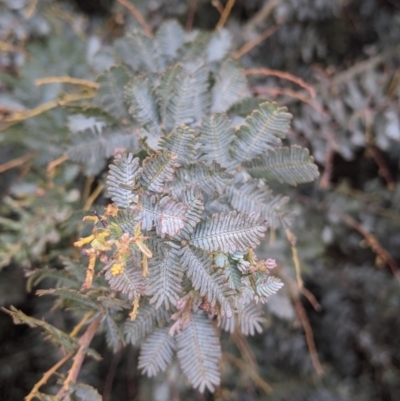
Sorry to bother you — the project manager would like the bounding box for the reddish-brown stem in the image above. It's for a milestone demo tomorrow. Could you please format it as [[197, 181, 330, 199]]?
[[216, 0, 236, 30], [116, 0, 153, 37], [57, 316, 102, 397], [233, 24, 280, 59], [186, 0, 197, 31], [245, 67, 316, 98]]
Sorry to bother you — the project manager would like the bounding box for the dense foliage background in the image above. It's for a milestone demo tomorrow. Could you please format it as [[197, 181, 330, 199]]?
[[0, 0, 399, 400]]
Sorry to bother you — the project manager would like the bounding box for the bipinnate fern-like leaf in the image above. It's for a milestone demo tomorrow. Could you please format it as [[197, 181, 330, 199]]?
[[147, 245, 184, 309], [155, 20, 185, 62], [179, 246, 235, 317], [66, 127, 138, 176], [177, 313, 221, 393], [256, 275, 284, 301], [244, 145, 320, 186], [231, 102, 292, 165], [107, 153, 141, 208], [218, 302, 265, 335], [127, 31, 163, 74], [124, 304, 169, 345], [104, 259, 146, 300], [95, 66, 130, 120], [139, 151, 180, 194], [226, 178, 291, 229], [158, 124, 196, 164], [137, 194, 187, 238], [125, 77, 161, 137], [170, 161, 232, 198], [174, 186, 204, 238], [68, 383, 102, 401], [103, 313, 124, 353], [239, 302, 266, 336], [211, 59, 250, 113], [164, 62, 210, 130], [207, 29, 232, 63], [157, 64, 183, 125], [189, 211, 267, 253], [138, 327, 176, 377], [199, 114, 235, 169]]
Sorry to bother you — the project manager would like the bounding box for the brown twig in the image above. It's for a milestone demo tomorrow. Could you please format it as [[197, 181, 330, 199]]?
[[300, 287, 321, 311], [231, 331, 257, 371], [25, 312, 94, 401], [35, 76, 98, 89], [252, 86, 326, 115], [186, 0, 197, 31], [319, 131, 335, 189], [47, 154, 69, 173], [0, 152, 38, 174], [245, 68, 316, 98], [117, 0, 153, 37], [243, 0, 282, 31], [215, 0, 236, 30], [103, 349, 123, 401], [292, 296, 324, 376], [57, 316, 102, 397], [366, 147, 395, 190], [233, 24, 280, 59], [223, 353, 273, 393], [211, 0, 224, 14], [337, 211, 400, 284]]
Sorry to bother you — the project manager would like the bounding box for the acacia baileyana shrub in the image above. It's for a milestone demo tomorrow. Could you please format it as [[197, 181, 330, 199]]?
[[10, 20, 319, 395]]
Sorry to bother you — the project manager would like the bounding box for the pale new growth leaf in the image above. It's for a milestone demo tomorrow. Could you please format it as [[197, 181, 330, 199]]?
[[139, 151, 180, 194], [147, 245, 184, 309], [256, 275, 284, 300], [107, 153, 140, 208], [244, 145, 320, 186], [103, 313, 124, 352], [177, 313, 221, 393], [179, 246, 235, 317], [231, 102, 292, 165], [207, 29, 232, 63], [189, 211, 267, 253], [137, 194, 188, 238], [199, 114, 235, 169], [139, 327, 176, 377], [170, 161, 232, 198], [95, 66, 130, 120], [158, 124, 196, 164], [211, 59, 250, 113], [239, 302, 266, 336]]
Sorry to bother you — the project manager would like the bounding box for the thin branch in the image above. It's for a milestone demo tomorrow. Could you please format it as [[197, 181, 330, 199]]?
[[366, 147, 395, 190], [215, 0, 236, 30], [0, 152, 38, 174], [292, 296, 324, 376], [57, 316, 102, 397], [24, 312, 94, 401], [285, 229, 303, 289], [2, 91, 96, 124], [25, 353, 73, 401], [47, 154, 69, 173], [223, 353, 273, 393], [83, 183, 104, 211], [245, 68, 316, 98], [230, 331, 257, 371], [0, 39, 27, 54], [103, 349, 123, 401], [319, 131, 335, 189], [117, 0, 153, 37], [35, 76, 99, 89], [252, 86, 326, 115], [211, 0, 224, 14], [233, 24, 280, 59], [337, 211, 400, 284], [186, 0, 197, 31], [243, 0, 283, 32]]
